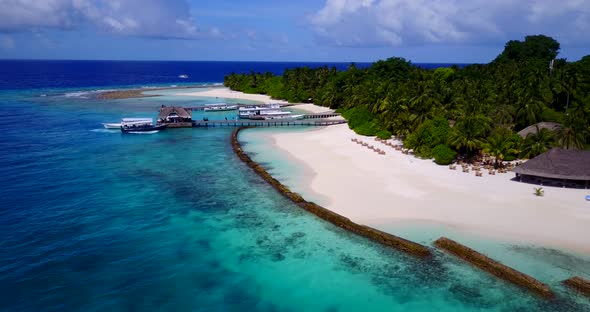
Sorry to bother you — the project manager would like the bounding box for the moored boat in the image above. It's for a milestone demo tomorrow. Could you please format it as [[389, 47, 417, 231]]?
[[121, 123, 167, 133], [204, 104, 238, 112], [103, 118, 153, 129], [120, 118, 167, 133], [238, 104, 283, 119], [249, 113, 304, 120]]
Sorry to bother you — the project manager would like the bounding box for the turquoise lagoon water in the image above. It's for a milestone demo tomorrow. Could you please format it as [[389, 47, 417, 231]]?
[[0, 88, 589, 312], [240, 128, 590, 310]]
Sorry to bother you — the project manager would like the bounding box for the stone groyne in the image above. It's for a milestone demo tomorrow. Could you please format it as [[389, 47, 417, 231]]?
[[434, 237, 554, 298], [231, 127, 431, 258], [563, 276, 590, 297]]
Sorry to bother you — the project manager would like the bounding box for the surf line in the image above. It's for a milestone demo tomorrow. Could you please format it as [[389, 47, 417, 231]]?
[[231, 127, 431, 258]]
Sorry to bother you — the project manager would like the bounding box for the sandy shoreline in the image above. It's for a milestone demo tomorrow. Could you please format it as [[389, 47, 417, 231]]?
[[267, 124, 590, 254], [181, 87, 590, 253]]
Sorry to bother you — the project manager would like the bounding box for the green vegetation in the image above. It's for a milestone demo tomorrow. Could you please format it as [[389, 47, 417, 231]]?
[[340, 106, 380, 136], [521, 126, 554, 159], [375, 130, 392, 140], [225, 35, 590, 164], [404, 117, 452, 158], [432, 145, 457, 165], [482, 130, 520, 167]]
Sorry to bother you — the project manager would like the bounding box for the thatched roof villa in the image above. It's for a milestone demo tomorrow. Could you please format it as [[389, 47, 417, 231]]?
[[517, 122, 561, 138], [158, 106, 192, 128], [514, 149, 590, 189]]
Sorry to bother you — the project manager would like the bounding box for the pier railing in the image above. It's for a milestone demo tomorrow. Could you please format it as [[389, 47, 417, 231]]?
[[193, 119, 346, 127]]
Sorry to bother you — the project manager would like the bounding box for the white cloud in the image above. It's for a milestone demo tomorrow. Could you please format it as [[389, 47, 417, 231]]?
[[0, 0, 221, 39], [310, 0, 590, 47], [0, 0, 80, 31]]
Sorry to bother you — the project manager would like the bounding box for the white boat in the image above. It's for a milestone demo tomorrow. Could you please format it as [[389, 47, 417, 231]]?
[[102, 118, 153, 129], [251, 114, 305, 120], [178, 74, 189, 79], [121, 118, 167, 133], [248, 111, 298, 120], [238, 104, 282, 119], [204, 104, 238, 112]]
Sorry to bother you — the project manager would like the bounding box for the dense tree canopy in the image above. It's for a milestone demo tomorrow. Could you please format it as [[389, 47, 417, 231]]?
[[494, 35, 560, 64], [225, 35, 590, 164]]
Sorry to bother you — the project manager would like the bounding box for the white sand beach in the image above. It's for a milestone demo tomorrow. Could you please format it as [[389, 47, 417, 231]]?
[[268, 123, 590, 253], [175, 87, 334, 114], [182, 87, 590, 253]]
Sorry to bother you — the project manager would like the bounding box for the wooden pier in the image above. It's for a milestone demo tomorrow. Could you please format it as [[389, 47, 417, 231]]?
[[193, 119, 346, 127]]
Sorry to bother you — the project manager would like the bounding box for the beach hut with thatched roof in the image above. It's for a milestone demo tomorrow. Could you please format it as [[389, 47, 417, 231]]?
[[517, 122, 561, 138], [513, 148, 590, 188], [158, 106, 192, 128]]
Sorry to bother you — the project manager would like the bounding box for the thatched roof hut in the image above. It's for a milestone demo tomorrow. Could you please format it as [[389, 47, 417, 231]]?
[[517, 122, 561, 138], [158, 106, 191, 121], [157, 106, 192, 128], [514, 149, 590, 188]]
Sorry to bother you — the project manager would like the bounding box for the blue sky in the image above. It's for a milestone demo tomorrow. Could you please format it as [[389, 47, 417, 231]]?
[[0, 0, 588, 63]]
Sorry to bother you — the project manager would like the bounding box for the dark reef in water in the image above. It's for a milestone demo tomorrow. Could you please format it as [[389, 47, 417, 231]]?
[[434, 237, 554, 298], [563, 276, 590, 297]]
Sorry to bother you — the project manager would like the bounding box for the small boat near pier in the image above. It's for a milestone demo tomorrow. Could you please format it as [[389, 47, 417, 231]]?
[[120, 118, 167, 133], [203, 104, 238, 112], [103, 118, 153, 129]]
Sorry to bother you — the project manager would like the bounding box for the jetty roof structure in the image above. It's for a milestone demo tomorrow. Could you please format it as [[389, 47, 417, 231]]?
[[518, 122, 561, 138], [158, 106, 192, 120], [514, 149, 590, 188], [157, 106, 193, 128]]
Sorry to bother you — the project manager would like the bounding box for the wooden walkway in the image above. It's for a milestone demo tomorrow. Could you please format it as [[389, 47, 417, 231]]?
[[193, 119, 346, 127]]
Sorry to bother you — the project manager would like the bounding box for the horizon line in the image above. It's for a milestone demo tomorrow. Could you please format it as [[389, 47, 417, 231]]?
[[0, 58, 474, 65]]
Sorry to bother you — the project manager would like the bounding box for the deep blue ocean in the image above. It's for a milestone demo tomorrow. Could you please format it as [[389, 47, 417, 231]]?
[[0, 60, 588, 311], [0, 60, 468, 90]]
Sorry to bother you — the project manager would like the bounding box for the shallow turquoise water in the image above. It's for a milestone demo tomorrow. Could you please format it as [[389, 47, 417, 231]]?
[[1, 88, 589, 311], [240, 128, 590, 310]]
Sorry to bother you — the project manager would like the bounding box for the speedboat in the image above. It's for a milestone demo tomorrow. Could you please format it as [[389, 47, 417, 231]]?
[[103, 118, 152, 129], [262, 114, 304, 120], [204, 104, 238, 112], [249, 112, 303, 120], [178, 74, 189, 79]]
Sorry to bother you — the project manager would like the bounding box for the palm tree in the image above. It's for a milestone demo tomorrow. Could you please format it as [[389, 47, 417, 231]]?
[[554, 124, 585, 150], [514, 93, 544, 129], [553, 107, 588, 149], [449, 115, 489, 155], [520, 126, 554, 159], [483, 135, 518, 168]]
